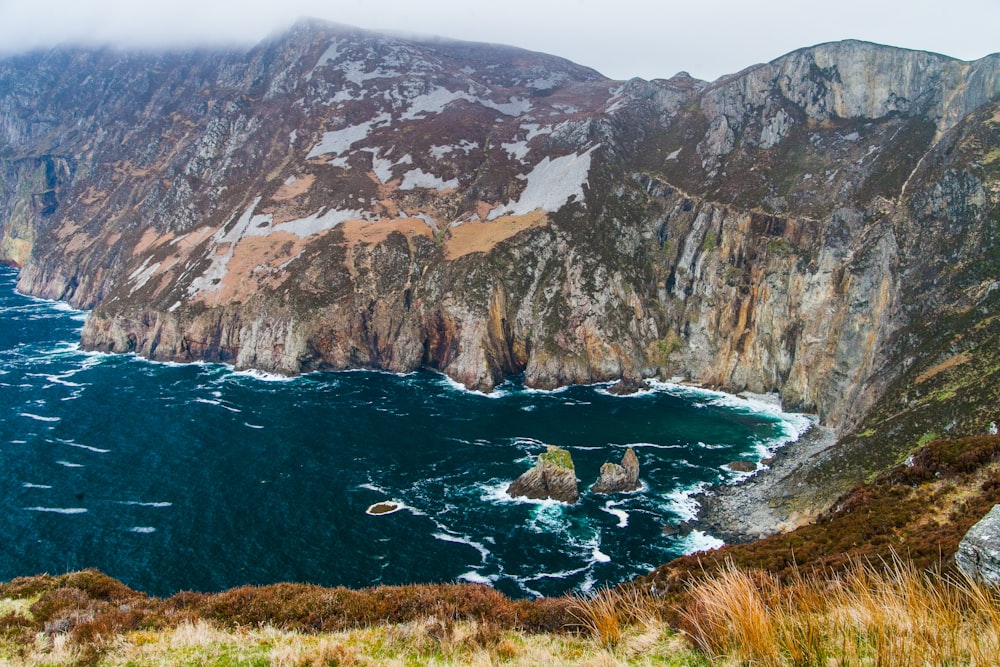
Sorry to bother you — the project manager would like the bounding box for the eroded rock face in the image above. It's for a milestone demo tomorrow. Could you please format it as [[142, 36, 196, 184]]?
[[507, 446, 579, 503], [957, 504, 1000, 585], [1, 26, 998, 439], [591, 448, 640, 494]]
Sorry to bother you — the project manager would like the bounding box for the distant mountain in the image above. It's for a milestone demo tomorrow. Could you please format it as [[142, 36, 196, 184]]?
[[1, 21, 998, 472]]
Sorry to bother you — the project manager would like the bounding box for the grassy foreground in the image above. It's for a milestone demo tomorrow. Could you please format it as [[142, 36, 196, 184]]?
[[3, 561, 1000, 666]]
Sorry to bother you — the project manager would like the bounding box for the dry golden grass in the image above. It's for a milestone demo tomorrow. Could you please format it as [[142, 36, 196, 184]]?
[[682, 555, 1000, 666], [444, 211, 548, 259]]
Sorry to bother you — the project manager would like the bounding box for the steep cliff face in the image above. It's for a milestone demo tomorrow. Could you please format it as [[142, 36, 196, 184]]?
[[1, 25, 997, 437]]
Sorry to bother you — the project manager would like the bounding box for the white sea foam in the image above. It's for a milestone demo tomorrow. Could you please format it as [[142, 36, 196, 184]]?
[[627, 442, 684, 450], [19, 412, 60, 422], [665, 481, 713, 521], [431, 532, 490, 564], [591, 547, 611, 563], [59, 440, 110, 454], [230, 369, 297, 383], [681, 530, 725, 555], [436, 373, 508, 398], [458, 571, 495, 585], [117, 501, 172, 508], [41, 372, 85, 388], [24, 507, 87, 514], [22, 483, 52, 489], [523, 564, 590, 582], [601, 501, 629, 528], [243, 423, 265, 430], [129, 527, 157, 534], [56, 461, 84, 468], [359, 482, 388, 494]]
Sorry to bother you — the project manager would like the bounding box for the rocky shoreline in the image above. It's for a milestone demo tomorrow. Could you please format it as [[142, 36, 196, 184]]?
[[694, 422, 839, 544]]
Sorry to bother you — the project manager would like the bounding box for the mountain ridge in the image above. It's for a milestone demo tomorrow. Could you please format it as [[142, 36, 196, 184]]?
[[1, 24, 997, 454]]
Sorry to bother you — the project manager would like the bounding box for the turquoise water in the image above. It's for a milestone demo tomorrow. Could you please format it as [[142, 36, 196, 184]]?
[[0, 267, 809, 597]]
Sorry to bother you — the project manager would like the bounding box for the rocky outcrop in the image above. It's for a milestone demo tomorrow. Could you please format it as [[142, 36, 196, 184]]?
[[1, 24, 998, 443], [591, 448, 640, 494], [507, 446, 579, 503], [727, 461, 757, 474], [956, 504, 1000, 585]]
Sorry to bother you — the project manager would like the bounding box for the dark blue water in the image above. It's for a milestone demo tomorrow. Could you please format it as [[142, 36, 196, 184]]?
[[0, 267, 809, 597]]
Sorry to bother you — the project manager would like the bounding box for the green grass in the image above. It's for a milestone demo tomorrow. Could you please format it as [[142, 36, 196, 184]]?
[[539, 445, 575, 471]]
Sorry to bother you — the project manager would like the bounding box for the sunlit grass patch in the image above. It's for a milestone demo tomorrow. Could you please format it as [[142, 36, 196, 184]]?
[[682, 555, 1000, 667]]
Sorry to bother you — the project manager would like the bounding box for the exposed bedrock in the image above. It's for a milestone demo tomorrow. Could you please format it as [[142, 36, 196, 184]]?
[[1, 25, 997, 441], [591, 448, 641, 494]]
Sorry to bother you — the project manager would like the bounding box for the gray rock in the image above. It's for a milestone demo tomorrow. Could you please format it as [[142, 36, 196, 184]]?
[[591, 448, 641, 494], [507, 446, 579, 503], [957, 504, 1000, 584]]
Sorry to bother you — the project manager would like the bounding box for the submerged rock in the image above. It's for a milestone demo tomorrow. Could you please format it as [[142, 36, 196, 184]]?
[[727, 460, 758, 473], [957, 504, 1000, 584], [591, 448, 641, 494], [606, 377, 647, 395], [507, 445, 579, 503]]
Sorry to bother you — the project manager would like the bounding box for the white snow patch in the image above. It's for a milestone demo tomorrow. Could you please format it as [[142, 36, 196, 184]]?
[[288, 130, 297, 147], [483, 96, 532, 116], [501, 140, 530, 161], [283, 175, 297, 186], [398, 168, 458, 191], [527, 73, 567, 90], [401, 87, 469, 120], [306, 113, 391, 158], [341, 60, 400, 85], [666, 148, 682, 160], [327, 156, 350, 169], [330, 88, 359, 103], [429, 140, 478, 158], [128, 257, 160, 292], [311, 38, 342, 73], [274, 208, 365, 237], [522, 124, 553, 141], [401, 87, 531, 120], [487, 146, 597, 220], [370, 152, 412, 184]]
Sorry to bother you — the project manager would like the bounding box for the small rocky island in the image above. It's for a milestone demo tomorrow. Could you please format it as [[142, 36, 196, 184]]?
[[507, 445, 579, 503], [590, 448, 641, 494]]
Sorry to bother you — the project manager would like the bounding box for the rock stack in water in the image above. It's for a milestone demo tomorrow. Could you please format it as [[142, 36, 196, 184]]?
[[507, 445, 579, 503], [590, 448, 641, 494]]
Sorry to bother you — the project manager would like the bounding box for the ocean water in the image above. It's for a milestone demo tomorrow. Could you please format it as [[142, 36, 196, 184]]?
[[0, 267, 811, 598]]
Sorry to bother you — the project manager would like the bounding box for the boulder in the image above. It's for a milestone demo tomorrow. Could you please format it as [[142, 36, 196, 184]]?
[[957, 504, 1000, 584], [591, 448, 641, 494], [727, 460, 757, 473], [507, 445, 579, 503]]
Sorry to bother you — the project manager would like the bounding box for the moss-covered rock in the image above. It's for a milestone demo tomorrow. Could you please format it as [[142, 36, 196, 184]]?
[[508, 446, 579, 503]]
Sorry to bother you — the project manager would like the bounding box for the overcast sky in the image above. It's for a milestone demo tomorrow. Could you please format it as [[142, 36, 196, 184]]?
[[0, 0, 997, 81]]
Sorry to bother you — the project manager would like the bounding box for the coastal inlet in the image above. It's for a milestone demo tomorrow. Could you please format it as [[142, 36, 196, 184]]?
[[0, 268, 811, 598]]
